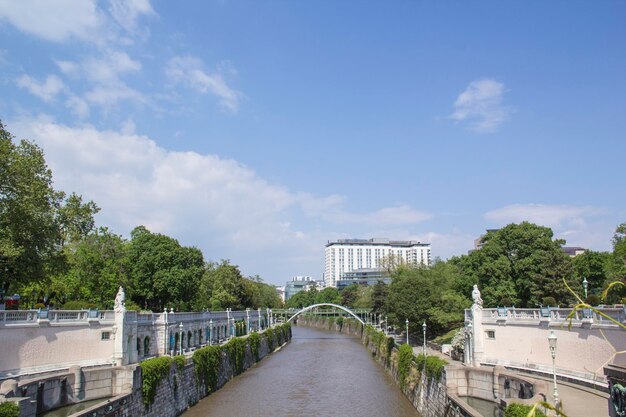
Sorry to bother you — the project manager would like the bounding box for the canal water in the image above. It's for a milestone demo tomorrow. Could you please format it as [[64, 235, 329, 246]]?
[[182, 325, 420, 417]]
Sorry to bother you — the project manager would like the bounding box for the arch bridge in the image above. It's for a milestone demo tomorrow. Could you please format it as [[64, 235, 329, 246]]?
[[271, 304, 384, 327]]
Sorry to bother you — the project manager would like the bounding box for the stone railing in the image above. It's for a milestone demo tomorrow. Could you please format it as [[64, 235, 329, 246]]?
[[465, 306, 626, 327], [0, 309, 115, 325]]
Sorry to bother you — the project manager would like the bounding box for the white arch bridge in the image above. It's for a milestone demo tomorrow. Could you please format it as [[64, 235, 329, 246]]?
[[271, 304, 384, 327]]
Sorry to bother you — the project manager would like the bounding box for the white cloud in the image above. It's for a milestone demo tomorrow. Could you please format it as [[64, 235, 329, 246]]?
[[59, 51, 144, 108], [108, 0, 156, 33], [65, 95, 90, 119], [16, 74, 65, 102], [0, 0, 103, 43], [166, 56, 242, 112], [450, 79, 511, 133]]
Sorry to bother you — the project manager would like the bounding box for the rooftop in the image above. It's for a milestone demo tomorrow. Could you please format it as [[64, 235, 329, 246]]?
[[326, 238, 430, 247]]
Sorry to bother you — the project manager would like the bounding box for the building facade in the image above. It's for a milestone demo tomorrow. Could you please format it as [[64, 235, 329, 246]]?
[[336, 268, 391, 290], [324, 238, 431, 288], [284, 276, 323, 300]]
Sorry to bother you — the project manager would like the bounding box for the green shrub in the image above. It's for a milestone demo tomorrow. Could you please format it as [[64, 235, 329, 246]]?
[[33, 303, 46, 309], [192, 345, 222, 393], [542, 297, 557, 307], [397, 343, 413, 388], [265, 328, 275, 351], [328, 317, 335, 330], [414, 353, 447, 382], [585, 294, 601, 306], [140, 356, 173, 406], [504, 403, 546, 417], [0, 402, 19, 417]]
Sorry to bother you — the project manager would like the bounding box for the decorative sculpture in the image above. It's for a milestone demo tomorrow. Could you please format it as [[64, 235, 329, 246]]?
[[472, 284, 483, 307], [114, 286, 126, 312]]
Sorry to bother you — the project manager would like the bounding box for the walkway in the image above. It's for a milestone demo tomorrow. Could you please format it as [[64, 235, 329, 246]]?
[[411, 346, 608, 417]]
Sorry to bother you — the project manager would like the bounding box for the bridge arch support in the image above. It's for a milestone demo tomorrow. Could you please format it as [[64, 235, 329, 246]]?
[[285, 303, 365, 325]]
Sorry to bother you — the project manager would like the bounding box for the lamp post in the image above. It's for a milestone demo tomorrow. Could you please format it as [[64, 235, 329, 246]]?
[[422, 321, 427, 358], [465, 322, 473, 365], [405, 319, 409, 344], [582, 277, 588, 300], [178, 322, 184, 355], [548, 330, 560, 409], [209, 319, 213, 346]]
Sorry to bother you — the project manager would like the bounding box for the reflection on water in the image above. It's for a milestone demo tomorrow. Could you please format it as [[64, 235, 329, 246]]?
[[459, 396, 502, 417], [39, 398, 109, 417], [182, 326, 421, 417]]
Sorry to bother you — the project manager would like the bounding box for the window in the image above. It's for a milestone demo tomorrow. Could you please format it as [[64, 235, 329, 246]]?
[[101, 331, 111, 340], [486, 330, 495, 339]]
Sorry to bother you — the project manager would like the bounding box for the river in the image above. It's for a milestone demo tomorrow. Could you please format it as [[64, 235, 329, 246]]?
[[182, 325, 420, 417]]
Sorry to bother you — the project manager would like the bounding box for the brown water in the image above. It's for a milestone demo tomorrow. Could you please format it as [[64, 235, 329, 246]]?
[[182, 325, 421, 417]]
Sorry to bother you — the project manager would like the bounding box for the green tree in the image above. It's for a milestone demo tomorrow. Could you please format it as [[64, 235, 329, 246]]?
[[54, 228, 127, 308], [340, 283, 359, 307], [370, 280, 389, 315], [572, 250, 611, 298], [607, 222, 626, 302], [315, 287, 341, 304], [126, 226, 204, 311], [386, 261, 469, 336], [452, 222, 575, 307], [196, 260, 251, 311], [0, 122, 98, 296]]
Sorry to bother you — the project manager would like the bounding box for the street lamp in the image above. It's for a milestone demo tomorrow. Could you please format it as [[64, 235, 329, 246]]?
[[548, 330, 560, 409], [209, 319, 213, 346], [178, 322, 184, 355], [422, 321, 427, 358], [405, 319, 409, 344], [582, 277, 588, 300]]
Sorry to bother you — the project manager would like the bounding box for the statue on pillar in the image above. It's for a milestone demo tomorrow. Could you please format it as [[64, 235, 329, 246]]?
[[114, 287, 126, 312], [472, 284, 483, 307]]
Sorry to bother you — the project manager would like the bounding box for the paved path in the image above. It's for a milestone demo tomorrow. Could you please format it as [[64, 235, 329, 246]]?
[[411, 346, 609, 417]]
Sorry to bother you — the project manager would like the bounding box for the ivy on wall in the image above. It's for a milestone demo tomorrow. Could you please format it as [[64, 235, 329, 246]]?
[[0, 402, 19, 417], [192, 345, 223, 394], [140, 356, 174, 406], [248, 332, 261, 361]]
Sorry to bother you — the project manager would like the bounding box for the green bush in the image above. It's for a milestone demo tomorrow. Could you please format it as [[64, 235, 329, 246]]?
[[265, 328, 275, 351], [397, 343, 413, 388], [33, 303, 46, 309], [542, 297, 557, 307], [504, 403, 546, 417], [585, 294, 601, 306], [140, 356, 173, 406], [174, 355, 185, 373], [415, 353, 448, 382], [0, 402, 19, 417], [224, 337, 246, 375]]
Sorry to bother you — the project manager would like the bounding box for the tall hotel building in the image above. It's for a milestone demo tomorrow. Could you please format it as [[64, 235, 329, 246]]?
[[324, 238, 431, 288]]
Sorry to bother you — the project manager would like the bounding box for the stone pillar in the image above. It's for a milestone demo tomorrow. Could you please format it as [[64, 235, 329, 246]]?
[[69, 365, 83, 401]]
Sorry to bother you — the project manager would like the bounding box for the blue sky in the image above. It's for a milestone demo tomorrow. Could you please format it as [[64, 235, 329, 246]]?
[[1, 1, 625, 285]]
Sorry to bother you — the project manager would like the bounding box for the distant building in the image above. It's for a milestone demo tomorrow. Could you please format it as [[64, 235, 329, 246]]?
[[324, 238, 431, 288], [473, 229, 500, 251], [562, 246, 586, 257], [336, 268, 391, 290], [275, 286, 285, 303], [284, 276, 322, 300]]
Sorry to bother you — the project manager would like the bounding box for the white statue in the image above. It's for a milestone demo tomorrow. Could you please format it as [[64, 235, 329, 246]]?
[[114, 286, 126, 312], [472, 284, 483, 307]]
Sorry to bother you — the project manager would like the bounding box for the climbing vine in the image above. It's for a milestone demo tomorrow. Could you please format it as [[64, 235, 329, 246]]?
[[192, 345, 223, 393], [414, 353, 448, 382], [140, 356, 173, 406], [174, 355, 186, 373], [265, 328, 275, 351], [248, 332, 261, 361], [225, 337, 246, 375]]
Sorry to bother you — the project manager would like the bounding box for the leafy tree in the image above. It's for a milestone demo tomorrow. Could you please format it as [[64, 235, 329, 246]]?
[[386, 261, 469, 336], [0, 122, 97, 296], [607, 222, 626, 302], [370, 280, 389, 314], [54, 228, 127, 308], [286, 289, 314, 308], [195, 260, 252, 311], [572, 250, 611, 298], [452, 222, 576, 307], [315, 287, 341, 304], [126, 226, 204, 311], [340, 283, 360, 307]]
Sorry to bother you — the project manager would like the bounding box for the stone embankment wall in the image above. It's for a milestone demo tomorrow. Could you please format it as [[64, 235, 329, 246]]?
[[71, 324, 292, 417]]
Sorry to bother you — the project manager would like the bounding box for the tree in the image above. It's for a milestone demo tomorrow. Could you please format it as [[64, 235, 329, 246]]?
[[572, 250, 611, 298], [314, 287, 341, 304], [126, 226, 204, 311], [286, 289, 314, 308], [385, 261, 469, 336], [0, 122, 98, 295], [607, 222, 626, 302], [195, 260, 252, 311], [370, 280, 389, 315], [452, 222, 575, 307], [340, 284, 360, 307], [53, 227, 127, 308]]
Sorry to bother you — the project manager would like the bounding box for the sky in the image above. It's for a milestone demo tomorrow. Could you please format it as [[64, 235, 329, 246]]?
[[1, 1, 625, 285]]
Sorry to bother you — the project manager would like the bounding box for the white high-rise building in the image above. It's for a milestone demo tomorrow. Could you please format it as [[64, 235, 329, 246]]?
[[324, 238, 431, 288]]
